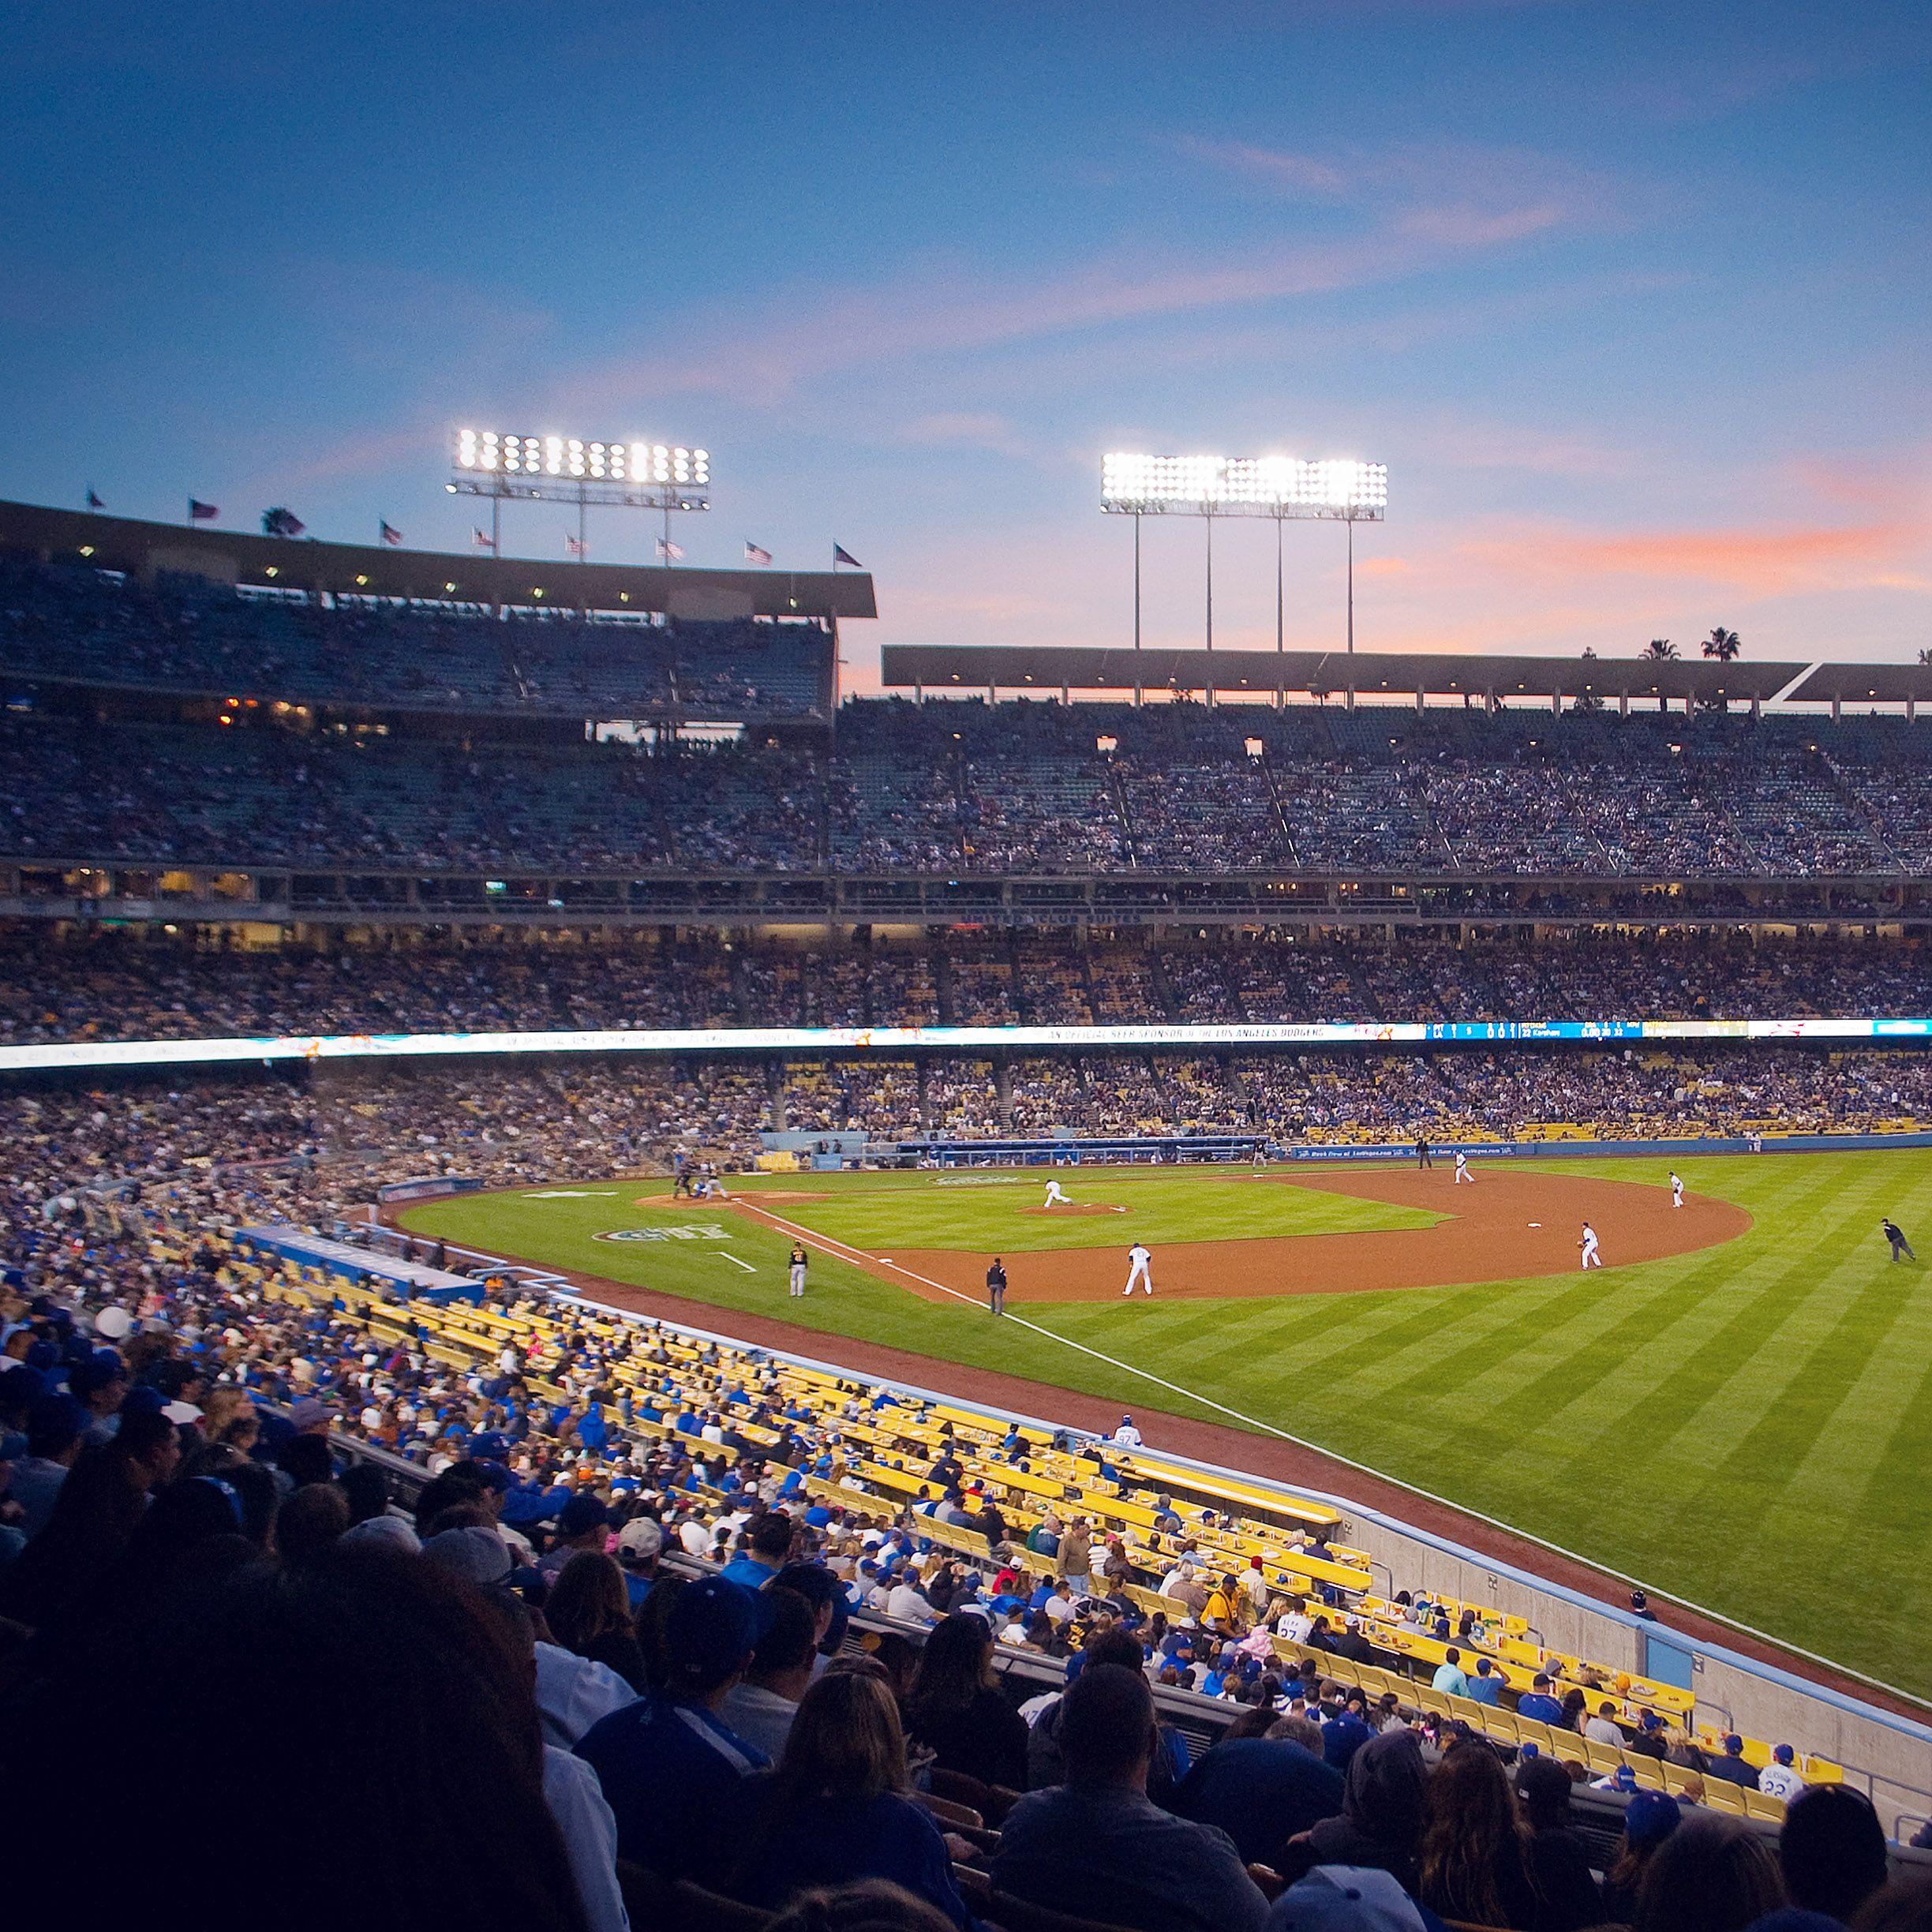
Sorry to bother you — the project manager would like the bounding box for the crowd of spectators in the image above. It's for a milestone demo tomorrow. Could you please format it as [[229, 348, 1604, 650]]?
[[11, 559, 1932, 884], [2, 1110, 1927, 1927], [0, 558, 831, 719], [5, 929, 1931, 1050]]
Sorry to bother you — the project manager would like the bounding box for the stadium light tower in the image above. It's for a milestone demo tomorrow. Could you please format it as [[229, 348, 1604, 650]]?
[[1101, 453, 1387, 657], [448, 431, 711, 562]]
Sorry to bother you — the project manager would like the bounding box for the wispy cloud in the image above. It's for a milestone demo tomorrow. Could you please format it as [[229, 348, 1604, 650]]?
[[1174, 133, 1627, 231], [551, 165, 1593, 417]]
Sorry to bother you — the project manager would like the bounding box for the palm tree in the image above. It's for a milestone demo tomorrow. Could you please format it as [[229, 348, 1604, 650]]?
[[1703, 627, 1741, 661], [1642, 638, 1678, 660], [1918, 648, 1932, 667]]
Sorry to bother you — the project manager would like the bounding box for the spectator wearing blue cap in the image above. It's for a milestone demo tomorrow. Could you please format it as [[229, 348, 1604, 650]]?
[[1756, 1743, 1806, 1804], [538, 1492, 611, 1582], [1706, 1733, 1762, 1791], [1515, 1673, 1566, 1726], [1602, 1789, 1681, 1922], [575, 1574, 773, 1883]]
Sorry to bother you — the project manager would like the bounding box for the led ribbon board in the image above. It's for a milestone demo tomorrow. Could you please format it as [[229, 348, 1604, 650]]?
[[0, 1016, 1920, 1075]]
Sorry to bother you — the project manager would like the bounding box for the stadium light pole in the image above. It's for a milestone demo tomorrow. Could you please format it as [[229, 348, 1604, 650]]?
[[1204, 507, 1214, 653], [1275, 511, 1284, 654], [1347, 515, 1354, 656], [1102, 451, 1386, 661], [449, 431, 711, 566]]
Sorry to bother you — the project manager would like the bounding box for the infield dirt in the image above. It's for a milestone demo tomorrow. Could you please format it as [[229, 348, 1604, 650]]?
[[730, 1166, 1750, 1303]]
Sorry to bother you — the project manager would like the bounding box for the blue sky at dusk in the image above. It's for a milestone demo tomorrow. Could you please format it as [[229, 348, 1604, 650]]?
[[3, 2, 1928, 680]]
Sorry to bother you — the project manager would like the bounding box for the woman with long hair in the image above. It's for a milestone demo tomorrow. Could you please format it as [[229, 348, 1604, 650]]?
[[732, 1670, 979, 1930], [1603, 1792, 1683, 1923], [1417, 1740, 1544, 1930], [903, 1612, 1028, 1789], [1635, 1818, 1786, 1932], [544, 1551, 648, 1689]]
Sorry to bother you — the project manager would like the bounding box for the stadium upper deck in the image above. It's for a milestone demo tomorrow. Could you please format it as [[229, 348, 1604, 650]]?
[[6, 501, 1932, 930]]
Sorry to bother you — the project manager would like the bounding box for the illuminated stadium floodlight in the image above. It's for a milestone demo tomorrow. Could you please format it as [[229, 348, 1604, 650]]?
[[1101, 452, 1386, 518], [449, 429, 711, 563], [1099, 451, 1387, 661]]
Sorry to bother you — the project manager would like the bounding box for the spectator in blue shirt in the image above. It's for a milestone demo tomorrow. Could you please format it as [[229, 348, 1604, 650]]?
[[729, 1669, 979, 1929], [575, 1574, 773, 1882], [719, 1511, 795, 1590], [1466, 1656, 1503, 1705], [1515, 1674, 1567, 1726]]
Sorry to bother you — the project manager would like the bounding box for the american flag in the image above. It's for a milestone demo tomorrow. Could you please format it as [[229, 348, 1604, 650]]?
[[189, 498, 219, 522], [566, 534, 586, 558], [380, 520, 402, 546], [656, 536, 685, 562], [85, 487, 104, 511], [472, 528, 496, 549], [833, 543, 863, 569], [743, 540, 773, 566]]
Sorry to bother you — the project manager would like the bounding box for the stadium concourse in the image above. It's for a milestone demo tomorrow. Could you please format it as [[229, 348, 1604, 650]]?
[[7, 509, 1932, 1930]]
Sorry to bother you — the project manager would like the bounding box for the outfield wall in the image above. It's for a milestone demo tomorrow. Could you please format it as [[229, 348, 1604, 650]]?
[[875, 1130, 1932, 1165]]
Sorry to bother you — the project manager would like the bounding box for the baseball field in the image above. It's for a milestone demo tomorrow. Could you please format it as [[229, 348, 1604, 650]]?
[[398, 1150, 1932, 1702]]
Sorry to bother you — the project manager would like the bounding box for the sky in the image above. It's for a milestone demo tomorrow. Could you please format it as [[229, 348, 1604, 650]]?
[[3, 1, 1930, 684]]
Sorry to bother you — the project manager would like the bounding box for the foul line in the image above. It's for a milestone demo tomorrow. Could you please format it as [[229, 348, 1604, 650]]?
[[714, 1251, 757, 1274], [722, 1199, 1932, 1715]]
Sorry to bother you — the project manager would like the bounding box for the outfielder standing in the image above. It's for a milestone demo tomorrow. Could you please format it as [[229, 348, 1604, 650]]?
[[1122, 1241, 1154, 1297], [1579, 1222, 1601, 1269], [788, 1241, 808, 1297]]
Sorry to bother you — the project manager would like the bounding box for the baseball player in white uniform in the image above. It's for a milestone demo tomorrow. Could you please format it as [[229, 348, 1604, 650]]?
[[1670, 1171, 1684, 1208], [1043, 1179, 1070, 1208], [1122, 1242, 1154, 1296], [1454, 1150, 1473, 1184], [1579, 1222, 1601, 1269]]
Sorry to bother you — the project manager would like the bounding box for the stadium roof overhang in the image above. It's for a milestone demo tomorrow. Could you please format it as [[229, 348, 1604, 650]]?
[[1781, 664, 1932, 706], [0, 497, 877, 622], [878, 645, 1808, 704]]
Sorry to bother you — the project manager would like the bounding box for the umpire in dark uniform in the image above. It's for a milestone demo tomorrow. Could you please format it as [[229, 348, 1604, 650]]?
[[987, 1256, 1008, 1315]]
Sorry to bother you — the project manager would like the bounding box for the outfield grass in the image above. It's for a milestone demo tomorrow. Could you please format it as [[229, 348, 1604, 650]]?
[[400, 1153, 1932, 1700]]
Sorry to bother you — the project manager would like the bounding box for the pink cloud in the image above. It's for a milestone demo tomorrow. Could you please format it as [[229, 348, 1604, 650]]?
[[1469, 519, 1923, 596]]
